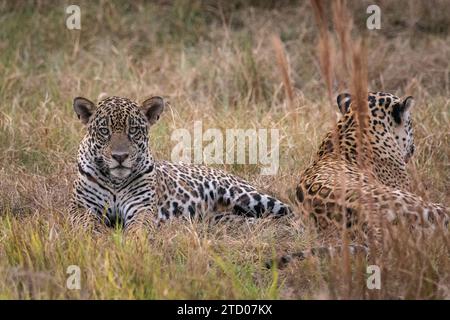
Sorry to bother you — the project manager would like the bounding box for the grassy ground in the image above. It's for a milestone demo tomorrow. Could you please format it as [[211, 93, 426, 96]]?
[[0, 0, 448, 299]]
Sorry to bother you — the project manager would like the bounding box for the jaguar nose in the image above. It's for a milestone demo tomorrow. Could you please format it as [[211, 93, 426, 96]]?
[[112, 152, 129, 164]]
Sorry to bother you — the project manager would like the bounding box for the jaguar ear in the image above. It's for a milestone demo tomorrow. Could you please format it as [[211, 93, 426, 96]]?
[[142, 96, 165, 125], [336, 93, 351, 114], [402, 96, 415, 111], [74, 97, 96, 125], [392, 96, 414, 125]]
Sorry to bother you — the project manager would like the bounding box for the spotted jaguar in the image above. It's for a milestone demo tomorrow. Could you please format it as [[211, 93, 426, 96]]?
[[70, 96, 292, 233], [270, 92, 448, 268]]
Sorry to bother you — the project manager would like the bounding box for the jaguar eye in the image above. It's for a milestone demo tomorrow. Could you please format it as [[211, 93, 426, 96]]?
[[99, 128, 109, 136], [129, 126, 139, 134]]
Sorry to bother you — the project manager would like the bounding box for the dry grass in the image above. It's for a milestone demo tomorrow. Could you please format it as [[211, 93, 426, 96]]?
[[0, 0, 448, 299]]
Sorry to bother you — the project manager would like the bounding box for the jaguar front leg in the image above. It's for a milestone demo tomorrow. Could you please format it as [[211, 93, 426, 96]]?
[[68, 205, 108, 234], [123, 209, 159, 237]]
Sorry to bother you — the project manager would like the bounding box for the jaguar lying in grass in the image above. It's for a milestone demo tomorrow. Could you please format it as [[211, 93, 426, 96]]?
[[269, 92, 448, 268], [70, 95, 292, 233]]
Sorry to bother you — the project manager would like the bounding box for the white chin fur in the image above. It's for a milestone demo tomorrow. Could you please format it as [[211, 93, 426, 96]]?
[[110, 168, 131, 178]]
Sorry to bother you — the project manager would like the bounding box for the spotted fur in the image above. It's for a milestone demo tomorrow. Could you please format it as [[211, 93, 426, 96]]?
[[269, 92, 448, 268], [70, 96, 291, 232]]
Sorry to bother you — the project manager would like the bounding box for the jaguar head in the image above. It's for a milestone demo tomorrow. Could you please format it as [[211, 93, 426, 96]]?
[[74, 96, 164, 180], [336, 92, 415, 163]]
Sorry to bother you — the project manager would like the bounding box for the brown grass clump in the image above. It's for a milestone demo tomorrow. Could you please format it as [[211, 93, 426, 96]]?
[[0, 1, 448, 299]]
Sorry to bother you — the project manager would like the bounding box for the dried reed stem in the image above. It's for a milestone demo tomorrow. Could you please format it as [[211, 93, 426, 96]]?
[[271, 34, 298, 125]]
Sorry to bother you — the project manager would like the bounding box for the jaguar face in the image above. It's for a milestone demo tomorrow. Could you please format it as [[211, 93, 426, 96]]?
[[74, 96, 164, 180], [336, 92, 415, 163], [390, 97, 415, 163]]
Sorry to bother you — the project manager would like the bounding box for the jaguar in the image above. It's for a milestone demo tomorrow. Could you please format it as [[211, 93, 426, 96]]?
[[269, 92, 448, 268], [70, 95, 292, 233]]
